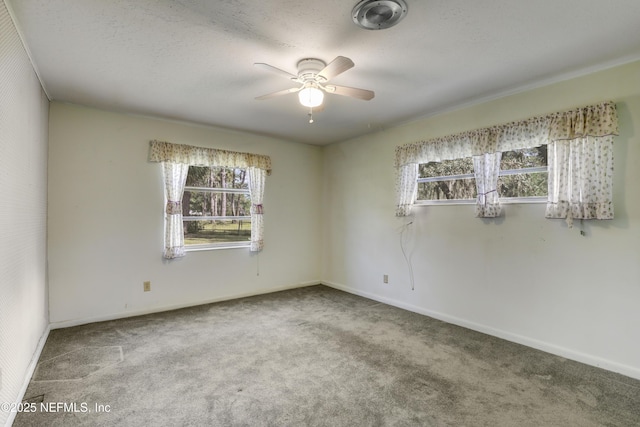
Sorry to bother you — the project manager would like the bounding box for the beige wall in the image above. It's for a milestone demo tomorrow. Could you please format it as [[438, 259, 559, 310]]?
[[0, 1, 49, 425], [47, 103, 322, 326], [322, 60, 640, 379]]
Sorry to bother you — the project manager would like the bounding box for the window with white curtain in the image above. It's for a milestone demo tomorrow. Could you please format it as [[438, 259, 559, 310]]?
[[149, 140, 271, 259], [395, 101, 618, 225], [417, 146, 548, 204], [183, 166, 252, 250], [417, 157, 476, 202]]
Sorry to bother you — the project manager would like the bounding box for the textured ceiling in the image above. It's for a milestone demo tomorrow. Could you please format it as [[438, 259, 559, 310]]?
[[7, 0, 640, 145]]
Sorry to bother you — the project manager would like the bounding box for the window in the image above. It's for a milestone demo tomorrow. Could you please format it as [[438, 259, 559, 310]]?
[[150, 140, 270, 258], [182, 166, 251, 249], [395, 102, 617, 220], [418, 157, 476, 201], [417, 146, 548, 203], [498, 146, 548, 199]]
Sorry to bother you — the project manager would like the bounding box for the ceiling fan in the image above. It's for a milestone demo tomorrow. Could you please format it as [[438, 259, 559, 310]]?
[[254, 56, 375, 123]]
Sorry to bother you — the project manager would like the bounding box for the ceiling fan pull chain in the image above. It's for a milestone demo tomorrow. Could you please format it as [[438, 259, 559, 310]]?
[[308, 106, 314, 124]]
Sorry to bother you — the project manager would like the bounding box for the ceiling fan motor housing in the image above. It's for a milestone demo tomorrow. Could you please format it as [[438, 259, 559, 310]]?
[[297, 58, 327, 82]]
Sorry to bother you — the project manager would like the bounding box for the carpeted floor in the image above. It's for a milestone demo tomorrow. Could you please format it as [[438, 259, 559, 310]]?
[[13, 285, 640, 426]]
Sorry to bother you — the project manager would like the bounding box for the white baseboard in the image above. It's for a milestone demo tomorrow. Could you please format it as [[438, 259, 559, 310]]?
[[321, 281, 640, 381], [5, 324, 50, 427], [50, 281, 321, 330]]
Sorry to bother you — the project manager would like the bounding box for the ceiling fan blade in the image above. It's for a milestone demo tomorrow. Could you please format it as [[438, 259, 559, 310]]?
[[254, 63, 298, 80], [317, 56, 354, 81], [324, 84, 375, 101], [255, 87, 301, 100]]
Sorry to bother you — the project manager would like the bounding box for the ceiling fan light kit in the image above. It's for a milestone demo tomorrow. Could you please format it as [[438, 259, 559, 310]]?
[[352, 0, 408, 30], [298, 85, 324, 108]]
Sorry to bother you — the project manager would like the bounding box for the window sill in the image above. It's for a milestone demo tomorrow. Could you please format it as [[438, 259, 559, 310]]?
[[185, 242, 250, 252], [415, 196, 547, 206]]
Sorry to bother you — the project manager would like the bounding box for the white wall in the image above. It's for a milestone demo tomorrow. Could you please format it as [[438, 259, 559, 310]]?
[[322, 60, 640, 379], [0, 1, 49, 425], [48, 103, 322, 326]]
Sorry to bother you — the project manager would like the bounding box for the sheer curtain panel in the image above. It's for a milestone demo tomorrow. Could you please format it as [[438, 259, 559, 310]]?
[[395, 163, 418, 217], [473, 152, 502, 217], [162, 162, 189, 259], [247, 167, 266, 251], [545, 135, 615, 227]]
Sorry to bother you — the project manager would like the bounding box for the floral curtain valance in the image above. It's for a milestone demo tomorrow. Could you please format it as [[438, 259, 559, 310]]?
[[395, 101, 618, 167], [149, 140, 272, 174]]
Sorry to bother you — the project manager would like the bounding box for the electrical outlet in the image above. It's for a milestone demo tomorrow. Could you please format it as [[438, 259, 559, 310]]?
[[143, 281, 151, 292], [383, 275, 389, 284]]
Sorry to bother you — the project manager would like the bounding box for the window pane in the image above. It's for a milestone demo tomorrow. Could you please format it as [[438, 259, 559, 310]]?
[[418, 157, 475, 200], [417, 147, 547, 202], [184, 219, 251, 245], [499, 172, 548, 198], [182, 166, 252, 246], [419, 157, 474, 178], [418, 178, 477, 200], [231, 168, 249, 189], [499, 146, 547, 198], [500, 146, 547, 170], [185, 191, 251, 217], [186, 166, 249, 189]]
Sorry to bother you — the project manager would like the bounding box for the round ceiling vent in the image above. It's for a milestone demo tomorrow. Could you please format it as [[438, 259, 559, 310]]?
[[352, 0, 408, 30]]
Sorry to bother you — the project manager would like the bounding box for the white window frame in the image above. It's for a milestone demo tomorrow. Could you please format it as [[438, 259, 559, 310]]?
[[183, 175, 252, 251], [416, 157, 548, 206]]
